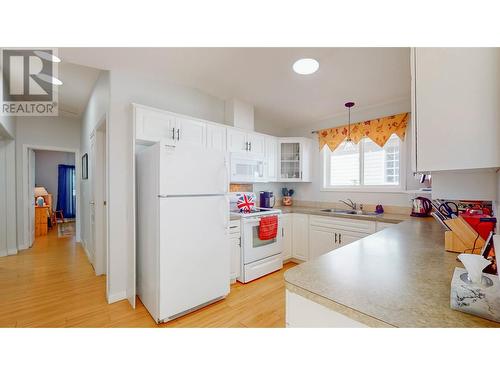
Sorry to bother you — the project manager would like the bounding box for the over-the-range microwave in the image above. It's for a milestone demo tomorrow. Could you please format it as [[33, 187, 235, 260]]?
[[229, 152, 266, 183]]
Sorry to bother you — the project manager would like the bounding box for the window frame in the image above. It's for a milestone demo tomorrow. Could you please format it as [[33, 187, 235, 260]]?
[[321, 135, 407, 193]]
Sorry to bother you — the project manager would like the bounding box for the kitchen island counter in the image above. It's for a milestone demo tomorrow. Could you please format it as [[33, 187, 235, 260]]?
[[284, 218, 500, 327]]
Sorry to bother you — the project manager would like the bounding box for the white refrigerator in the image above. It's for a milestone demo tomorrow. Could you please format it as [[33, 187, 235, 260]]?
[[136, 141, 230, 323]]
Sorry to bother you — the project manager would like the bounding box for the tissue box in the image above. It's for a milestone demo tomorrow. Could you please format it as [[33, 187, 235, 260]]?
[[450, 267, 500, 323]]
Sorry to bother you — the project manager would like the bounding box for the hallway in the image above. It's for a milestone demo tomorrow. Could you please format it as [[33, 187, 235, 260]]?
[[0, 224, 295, 327]]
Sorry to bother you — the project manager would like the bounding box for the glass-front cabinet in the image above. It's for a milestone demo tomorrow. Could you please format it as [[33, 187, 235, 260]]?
[[278, 137, 312, 182]]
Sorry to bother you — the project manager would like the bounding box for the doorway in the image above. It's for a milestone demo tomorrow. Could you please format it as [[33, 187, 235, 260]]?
[[25, 146, 80, 248], [89, 119, 108, 277]]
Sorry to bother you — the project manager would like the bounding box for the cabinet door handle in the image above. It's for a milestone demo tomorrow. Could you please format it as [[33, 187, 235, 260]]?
[[339, 233, 342, 244], [249, 142, 252, 152], [172, 127, 175, 140], [245, 142, 248, 151], [282, 227, 284, 237], [334, 233, 337, 244], [176, 128, 180, 141]]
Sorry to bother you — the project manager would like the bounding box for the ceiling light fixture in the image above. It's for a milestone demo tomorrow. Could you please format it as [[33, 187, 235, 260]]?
[[292, 58, 319, 75], [343, 101, 356, 151]]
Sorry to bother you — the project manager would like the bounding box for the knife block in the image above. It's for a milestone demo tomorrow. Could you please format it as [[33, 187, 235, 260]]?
[[444, 217, 485, 254]]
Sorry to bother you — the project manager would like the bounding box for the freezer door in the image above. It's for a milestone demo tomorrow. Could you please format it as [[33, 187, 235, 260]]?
[[160, 144, 228, 196], [159, 195, 230, 320]]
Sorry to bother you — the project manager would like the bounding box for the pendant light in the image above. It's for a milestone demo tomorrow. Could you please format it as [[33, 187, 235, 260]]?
[[343, 101, 356, 151]]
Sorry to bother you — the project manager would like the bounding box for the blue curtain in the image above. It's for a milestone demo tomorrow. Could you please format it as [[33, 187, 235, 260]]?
[[57, 164, 76, 218]]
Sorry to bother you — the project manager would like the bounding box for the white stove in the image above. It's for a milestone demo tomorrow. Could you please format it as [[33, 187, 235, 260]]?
[[230, 193, 283, 283], [230, 207, 282, 218]]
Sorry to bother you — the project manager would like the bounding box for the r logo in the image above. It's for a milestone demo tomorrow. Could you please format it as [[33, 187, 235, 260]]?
[[1, 48, 60, 116], [2, 49, 55, 102]]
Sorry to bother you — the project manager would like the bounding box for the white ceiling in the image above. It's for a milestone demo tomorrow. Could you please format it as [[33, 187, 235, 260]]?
[[57, 62, 101, 117], [59, 48, 410, 127]]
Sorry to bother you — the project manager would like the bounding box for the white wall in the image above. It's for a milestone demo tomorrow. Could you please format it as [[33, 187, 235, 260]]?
[[282, 98, 422, 207], [34, 150, 75, 210], [15, 115, 81, 249]]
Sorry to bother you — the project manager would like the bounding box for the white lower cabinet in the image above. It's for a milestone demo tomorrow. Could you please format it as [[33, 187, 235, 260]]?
[[308, 215, 376, 260], [281, 214, 293, 260], [228, 220, 241, 283], [292, 214, 309, 261], [286, 290, 368, 328], [336, 229, 367, 247], [309, 226, 337, 259]]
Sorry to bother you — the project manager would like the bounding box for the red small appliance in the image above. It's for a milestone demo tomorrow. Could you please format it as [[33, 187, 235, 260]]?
[[410, 196, 433, 217]]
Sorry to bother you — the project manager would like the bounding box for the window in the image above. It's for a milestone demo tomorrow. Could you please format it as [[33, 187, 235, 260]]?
[[323, 134, 403, 190]]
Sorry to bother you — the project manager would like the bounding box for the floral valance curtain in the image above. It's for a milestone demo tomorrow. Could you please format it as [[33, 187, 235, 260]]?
[[318, 112, 409, 151]]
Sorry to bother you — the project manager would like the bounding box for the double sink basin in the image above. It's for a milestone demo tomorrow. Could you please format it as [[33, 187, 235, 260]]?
[[320, 208, 380, 216]]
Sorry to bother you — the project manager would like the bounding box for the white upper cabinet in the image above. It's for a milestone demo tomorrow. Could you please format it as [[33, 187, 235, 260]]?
[[412, 48, 500, 172], [134, 105, 176, 144], [175, 117, 206, 148], [227, 128, 248, 153], [206, 123, 227, 151], [278, 137, 312, 182], [246, 133, 266, 155], [134, 104, 206, 147], [227, 127, 266, 156], [264, 136, 278, 181]]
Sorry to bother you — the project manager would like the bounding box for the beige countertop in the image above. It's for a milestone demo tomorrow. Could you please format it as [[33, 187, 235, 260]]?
[[279, 205, 408, 224], [284, 218, 500, 328]]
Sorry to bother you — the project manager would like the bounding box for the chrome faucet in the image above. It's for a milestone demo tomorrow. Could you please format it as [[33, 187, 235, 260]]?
[[339, 199, 357, 210]]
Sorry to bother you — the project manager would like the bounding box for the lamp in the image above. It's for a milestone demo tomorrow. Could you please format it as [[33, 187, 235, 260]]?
[[343, 101, 356, 152], [34, 186, 49, 197]]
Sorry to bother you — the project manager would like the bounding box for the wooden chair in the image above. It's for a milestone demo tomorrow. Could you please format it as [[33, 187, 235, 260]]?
[[44, 194, 64, 227], [54, 209, 64, 224]]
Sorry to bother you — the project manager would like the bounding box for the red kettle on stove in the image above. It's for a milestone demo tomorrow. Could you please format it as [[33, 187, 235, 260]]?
[[410, 197, 432, 217]]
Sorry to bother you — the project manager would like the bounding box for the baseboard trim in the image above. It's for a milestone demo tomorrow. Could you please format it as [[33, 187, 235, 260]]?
[[108, 291, 127, 304], [7, 248, 18, 255]]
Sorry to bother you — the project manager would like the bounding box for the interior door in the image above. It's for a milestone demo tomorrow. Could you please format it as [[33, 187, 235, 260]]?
[[88, 133, 96, 266], [28, 149, 35, 247]]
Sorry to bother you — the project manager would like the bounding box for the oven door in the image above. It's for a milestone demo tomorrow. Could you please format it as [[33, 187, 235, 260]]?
[[230, 153, 265, 183], [242, 215, 281, 264]]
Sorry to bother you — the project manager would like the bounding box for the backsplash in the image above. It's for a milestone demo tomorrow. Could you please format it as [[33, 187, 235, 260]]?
[[229, 184, 253, 192]]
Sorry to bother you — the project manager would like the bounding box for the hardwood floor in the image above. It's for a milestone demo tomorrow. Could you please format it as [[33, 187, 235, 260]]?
[[0, 223, 296, 328]]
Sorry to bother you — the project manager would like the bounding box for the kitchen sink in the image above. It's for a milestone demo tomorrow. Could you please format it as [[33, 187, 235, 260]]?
[[320, 208, 380, 216]]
